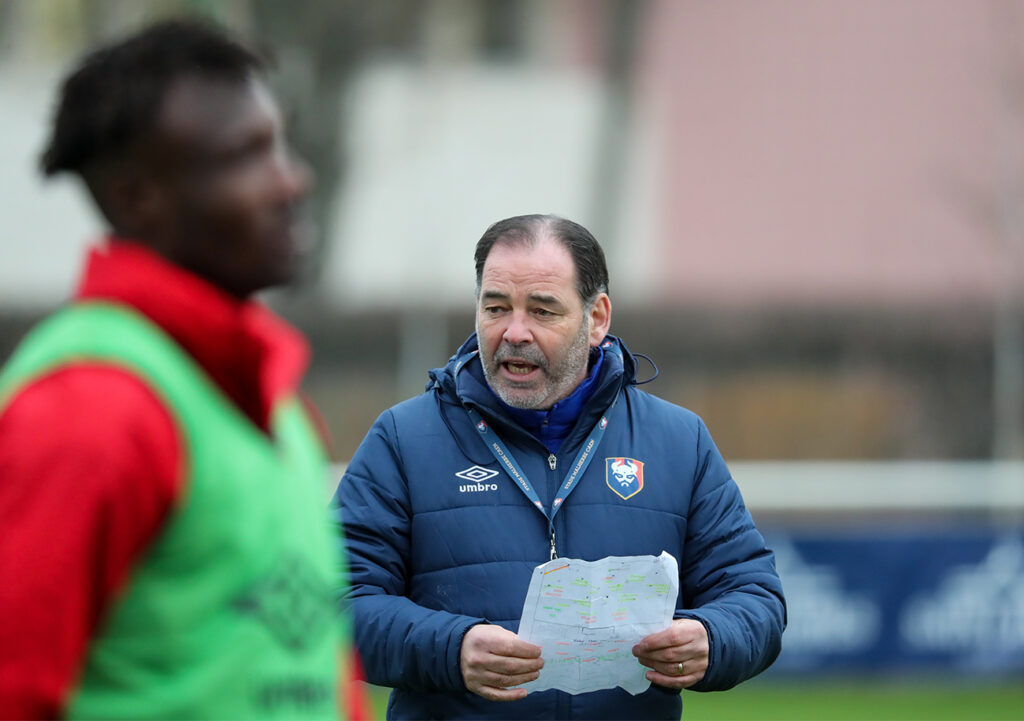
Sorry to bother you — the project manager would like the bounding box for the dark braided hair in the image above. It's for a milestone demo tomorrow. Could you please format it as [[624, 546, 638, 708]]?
[[40, 18, 265, 178]]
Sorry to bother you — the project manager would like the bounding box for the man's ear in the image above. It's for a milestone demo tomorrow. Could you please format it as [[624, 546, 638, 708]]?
[[588, 293, 612, 346], [107, 166, 167, 237], [84, 152, 167, 239]]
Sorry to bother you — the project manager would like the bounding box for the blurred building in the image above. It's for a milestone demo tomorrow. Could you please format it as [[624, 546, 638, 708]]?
[[1, 0, 1023, 463]]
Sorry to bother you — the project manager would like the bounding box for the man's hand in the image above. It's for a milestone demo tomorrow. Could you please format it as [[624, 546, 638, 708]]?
[[460, 624, 544, 702], [632, 618, 709, 689]]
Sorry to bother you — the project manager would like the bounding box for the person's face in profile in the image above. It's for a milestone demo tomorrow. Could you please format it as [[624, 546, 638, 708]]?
[[143, 74, 314, 298]]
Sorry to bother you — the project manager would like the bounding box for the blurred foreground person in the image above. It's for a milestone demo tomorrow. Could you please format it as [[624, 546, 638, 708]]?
[[0, 20, 365, 720], [334, 214, 786, 719]]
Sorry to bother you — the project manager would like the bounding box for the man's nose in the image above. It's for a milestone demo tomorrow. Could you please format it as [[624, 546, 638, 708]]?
[[277, 144, 314, 201], [284, 153, 313, 199], [502, 310, 534, 345]]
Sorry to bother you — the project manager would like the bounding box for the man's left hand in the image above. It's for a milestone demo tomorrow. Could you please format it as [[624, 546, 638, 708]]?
[[632, 618, 709, 689]]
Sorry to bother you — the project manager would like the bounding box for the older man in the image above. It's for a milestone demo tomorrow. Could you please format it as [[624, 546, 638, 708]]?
[[334, 214, 785, 719]]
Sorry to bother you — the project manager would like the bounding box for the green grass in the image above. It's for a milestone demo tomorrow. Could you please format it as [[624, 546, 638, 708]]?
[[364, 678, 1024, 720], [679, 678, 1024, 721]]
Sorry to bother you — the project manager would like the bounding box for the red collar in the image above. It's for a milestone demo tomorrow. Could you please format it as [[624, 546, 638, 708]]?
[[75, 239, 309, 431]]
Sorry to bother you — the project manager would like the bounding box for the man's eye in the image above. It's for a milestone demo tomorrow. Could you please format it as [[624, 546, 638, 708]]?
[[224, 137, 271, 166], [534, 308, 554, 317]]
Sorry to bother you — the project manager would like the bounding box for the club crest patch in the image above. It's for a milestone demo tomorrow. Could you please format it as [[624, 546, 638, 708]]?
[[605, 457, 645, 500]]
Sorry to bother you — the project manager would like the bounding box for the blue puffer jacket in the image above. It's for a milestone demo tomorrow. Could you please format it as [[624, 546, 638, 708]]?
[[333, 334, 785, 720]]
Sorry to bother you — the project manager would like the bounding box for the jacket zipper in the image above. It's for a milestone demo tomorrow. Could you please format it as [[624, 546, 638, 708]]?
[[548, 454, 557, 559]]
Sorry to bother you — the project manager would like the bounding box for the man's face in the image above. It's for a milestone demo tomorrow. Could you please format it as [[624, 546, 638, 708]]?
[[476, 237, 601, 410], [141, 74, 313, 298]]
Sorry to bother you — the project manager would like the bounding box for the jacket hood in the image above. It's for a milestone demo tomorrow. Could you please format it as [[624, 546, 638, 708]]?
[[425, 333, 646, 464]]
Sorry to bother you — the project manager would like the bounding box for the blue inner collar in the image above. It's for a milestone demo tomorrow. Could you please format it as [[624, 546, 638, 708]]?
[[492, 346, 605, 453]]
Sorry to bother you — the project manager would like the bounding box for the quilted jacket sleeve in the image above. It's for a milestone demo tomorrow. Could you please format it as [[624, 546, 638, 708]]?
[[330, 410, 485, 692], [677, 418, 787, 691]]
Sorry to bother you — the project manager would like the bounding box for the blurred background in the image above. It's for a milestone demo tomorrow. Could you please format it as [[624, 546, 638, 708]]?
[[1, 1, 1022, 718]]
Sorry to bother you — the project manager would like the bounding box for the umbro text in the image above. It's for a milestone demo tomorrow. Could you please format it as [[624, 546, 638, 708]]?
[[459, 482, 498, 493]]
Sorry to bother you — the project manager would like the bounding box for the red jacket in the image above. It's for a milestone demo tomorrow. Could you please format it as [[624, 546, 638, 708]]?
[[0, 240, 369, 720]]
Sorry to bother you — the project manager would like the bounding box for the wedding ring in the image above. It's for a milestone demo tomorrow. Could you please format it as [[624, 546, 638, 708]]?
[[677, 662, 684, 676]]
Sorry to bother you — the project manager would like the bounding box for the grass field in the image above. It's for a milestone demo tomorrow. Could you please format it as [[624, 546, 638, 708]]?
[[364, 677, 1024, 720]]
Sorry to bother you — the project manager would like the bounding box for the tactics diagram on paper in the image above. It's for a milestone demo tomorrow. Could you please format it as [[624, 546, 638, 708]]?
[[517, 552, 679, 695]]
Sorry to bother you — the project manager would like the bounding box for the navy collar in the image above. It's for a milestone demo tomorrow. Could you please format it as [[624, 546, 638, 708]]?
[[490, 346, 605, 453], [441, 334, 632, 458]]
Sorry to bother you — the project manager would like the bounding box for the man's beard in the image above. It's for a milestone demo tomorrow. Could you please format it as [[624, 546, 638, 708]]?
[[479, 318, 591, 410]]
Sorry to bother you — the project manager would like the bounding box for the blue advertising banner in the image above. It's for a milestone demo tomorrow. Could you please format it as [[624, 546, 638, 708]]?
[[761, 529, 1024, 676]]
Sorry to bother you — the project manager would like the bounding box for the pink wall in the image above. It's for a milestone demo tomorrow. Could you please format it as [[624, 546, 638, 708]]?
[[638, 0, 1018, 309]]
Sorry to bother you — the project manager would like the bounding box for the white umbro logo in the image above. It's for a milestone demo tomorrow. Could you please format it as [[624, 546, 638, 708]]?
[[456, 466, 499, 482]]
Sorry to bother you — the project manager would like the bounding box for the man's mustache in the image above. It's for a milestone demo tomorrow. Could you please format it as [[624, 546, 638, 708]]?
[[492, 343, 548, 370]]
